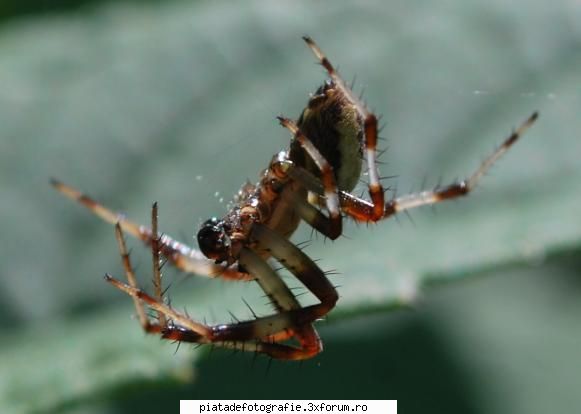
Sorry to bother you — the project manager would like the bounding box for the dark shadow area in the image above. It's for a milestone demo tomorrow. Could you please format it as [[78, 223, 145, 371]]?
[[0, 288, 25, 330], [0, 0, 162, 23], [49, 249, 581, 414], [110, 312, 482, 414], [545, 249, 581, 297]]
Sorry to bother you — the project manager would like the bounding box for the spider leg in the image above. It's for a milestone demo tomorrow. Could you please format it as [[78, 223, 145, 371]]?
[[339, 112, 539, 221], [237, 247, 322, 357], [262, 149, 346, 240], [159, 236, 331, 358], [162, 324, 321, 360], [50, 179, 252, 281], [304, 36, 384, 221], [114, 222, 161, 333], [282, 188, 339, 239], [105, 274, 211, 337], [250, 223, 339, 323], [149, 202, 167, 327], [303, 38, 538, 222], [106, 233, 323, 359], [268, 160, 342, 240], [265, 152, 344, 239], [277, 116, 342, 239]]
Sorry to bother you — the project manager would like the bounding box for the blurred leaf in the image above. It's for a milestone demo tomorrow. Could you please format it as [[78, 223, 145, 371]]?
[[0, 0, 580, 412]]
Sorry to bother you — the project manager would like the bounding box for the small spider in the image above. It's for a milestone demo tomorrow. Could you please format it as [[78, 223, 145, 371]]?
[[52, 36, 538, 360]]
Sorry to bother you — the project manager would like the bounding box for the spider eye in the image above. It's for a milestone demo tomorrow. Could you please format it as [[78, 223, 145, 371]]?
[[197, 218, 230, 262]]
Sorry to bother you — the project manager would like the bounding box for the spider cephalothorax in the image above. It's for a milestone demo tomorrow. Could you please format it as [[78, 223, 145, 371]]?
[[196, 217, 231, 264], [52, 36, 538, 360]]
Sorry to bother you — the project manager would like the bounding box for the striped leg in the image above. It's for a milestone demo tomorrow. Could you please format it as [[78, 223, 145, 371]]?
[[105, 261, 322, 360], [114, 222, 157, 333], [50, 179, 251, 281], [106, 263, 323, 360], [338, 112, 539, 221], [149, 203, 167, 327], [303, 36, 384, 221]]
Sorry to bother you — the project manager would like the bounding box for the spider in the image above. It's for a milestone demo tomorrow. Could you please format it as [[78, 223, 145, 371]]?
[[52, 36, 538, 360]]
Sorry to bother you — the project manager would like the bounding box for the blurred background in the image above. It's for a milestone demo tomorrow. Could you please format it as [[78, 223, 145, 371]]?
[[1, 0, 580, 413]]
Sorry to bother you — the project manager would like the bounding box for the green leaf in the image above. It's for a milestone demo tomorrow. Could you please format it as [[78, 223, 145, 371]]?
[[0, 309, 195, 414], [1, 0, 580, 412]]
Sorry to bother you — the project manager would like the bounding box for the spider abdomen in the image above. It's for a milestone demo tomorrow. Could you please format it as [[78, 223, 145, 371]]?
[[292, 81, 363, 193]]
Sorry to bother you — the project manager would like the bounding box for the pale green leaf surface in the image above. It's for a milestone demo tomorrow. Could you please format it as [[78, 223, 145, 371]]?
[[0, 0, 580, 412]]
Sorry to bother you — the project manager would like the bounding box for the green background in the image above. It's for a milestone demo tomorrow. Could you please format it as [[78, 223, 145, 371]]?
[[0, 1, 580, 413]]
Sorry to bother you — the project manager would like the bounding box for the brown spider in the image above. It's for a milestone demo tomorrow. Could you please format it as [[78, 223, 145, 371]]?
[[51, 36, 538, 360]]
